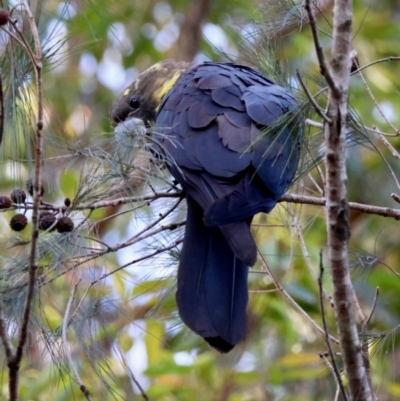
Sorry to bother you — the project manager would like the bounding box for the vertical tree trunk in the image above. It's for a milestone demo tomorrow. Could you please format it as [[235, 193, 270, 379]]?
[[325, 1, 373, 400]]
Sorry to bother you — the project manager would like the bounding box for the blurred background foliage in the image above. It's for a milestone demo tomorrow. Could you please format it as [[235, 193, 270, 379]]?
[[0, 0, 400, 400]]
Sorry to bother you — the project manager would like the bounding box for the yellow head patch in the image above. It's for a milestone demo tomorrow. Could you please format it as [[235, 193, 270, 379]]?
[[134, 60, 190, 109], [112, 59, 190, 125]]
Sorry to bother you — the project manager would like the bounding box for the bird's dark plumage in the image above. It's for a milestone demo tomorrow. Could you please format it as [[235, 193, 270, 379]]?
[[112, 60, 301, 352]]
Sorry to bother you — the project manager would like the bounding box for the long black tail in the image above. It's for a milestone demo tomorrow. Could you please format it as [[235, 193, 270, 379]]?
[[176, 197, 250, 352]]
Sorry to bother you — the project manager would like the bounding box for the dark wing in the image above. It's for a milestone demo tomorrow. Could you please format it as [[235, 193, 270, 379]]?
[[154, 62, 300, 352], [155, 62, 300, 229]]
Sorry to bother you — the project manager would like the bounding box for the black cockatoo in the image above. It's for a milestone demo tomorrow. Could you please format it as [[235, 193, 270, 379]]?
[[111, 60, 301, 352]]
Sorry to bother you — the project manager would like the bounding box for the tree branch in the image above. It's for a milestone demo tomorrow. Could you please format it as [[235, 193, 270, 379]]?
[[307, 0, 374, 397], [6, 192, 400, 223], [0, 304, 13, 362], [280, 193, 400, 220], [319, 251, 348, 400], [258, 251, 339, 344], [7, 3, 44, 399], [296, 70, 332, 123], [62, 280, 93, 401], [304, 0, 339, 97]]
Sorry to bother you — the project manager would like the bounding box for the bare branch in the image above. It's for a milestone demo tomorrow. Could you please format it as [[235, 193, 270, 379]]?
[[308, 173, 323, 195], [62, 280, 93, 401], [392, 193, 400, 204], [259, 252, 339, 344], [296, 70, 331, 123], [319, 353, 342, 401], [115, 346, 149, 400], [0, 304, 13, 361], [369, 137, 400, 191], [280, 193, 400, 220], [378, 260, 400, 280], [40, 232, 183, 289], [6, 192, 400, 224], [305, 119, 324, 129], [0, 70, 3, 146], [293, 216, 333, 307], [364, 287, 380, 330], [88, 239, 182, 288], [378, 133, 400, 159], [6, 3, 44, 399], [352, 289, 366, 325], [354, 60, 399, 136], [360, 287, 380, 401], [304, 0, 339, 97], [0, 191, 183, 214], [306, 56, 400, 112], [363, 125, 396, 138], [79, 191, 182, 211], [318, 251, 348, 400], [352, 56, 400, 78]]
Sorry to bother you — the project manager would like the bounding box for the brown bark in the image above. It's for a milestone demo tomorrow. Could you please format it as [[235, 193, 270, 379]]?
[[323, 0, 374, 399]]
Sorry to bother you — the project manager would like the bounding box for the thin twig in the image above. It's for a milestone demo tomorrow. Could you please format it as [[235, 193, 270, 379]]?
[[369, 138, 400, 191], [79, 191, 182, 211], [392, 193, 400, 204], [0, 304, 13, 361], [307, 56, 400, 115], [320, 353, 341, 401], [316, 164, 326, 196], [353, 56, 400, 75], [68, 285, 91, 326], [320, 353, 340, 400], [304, 0, 339, 97], [1, 27, 32, 57], [305, 118, 324, 129], [318, 251, 348, 401], [360, 287, 380, 401], [378, 260, 400, 280], [7, 19, 39, 69], [352, 289, 366, 325], [296, 70, 331, 123], [313, 0, 333, 28], [89, 240, 183, 288], [9, 2, 25, 16], [378, 133, 400, 159], [75, 209, 93, 231], [364, 287, 380, 329], [119, 198, 183, 244], [259, 251, 339, 344], [251, 223, 292, 228], [41, 236, 183, 289], [363, 125, 395, 137], [354, 59, 399, 136], [308, 173, 323, 195], [62, 280, 93, 401], [0, 191, 183, 214], [114, 345, 149, 400], [104, 220, 184, 258], [292, 216, 333, 307], [21, 1, 41, 64], [0, 70, 4, 146]]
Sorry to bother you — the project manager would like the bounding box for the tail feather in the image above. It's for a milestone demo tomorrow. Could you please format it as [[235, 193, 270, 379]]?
[[176, 197, 249, 352]]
